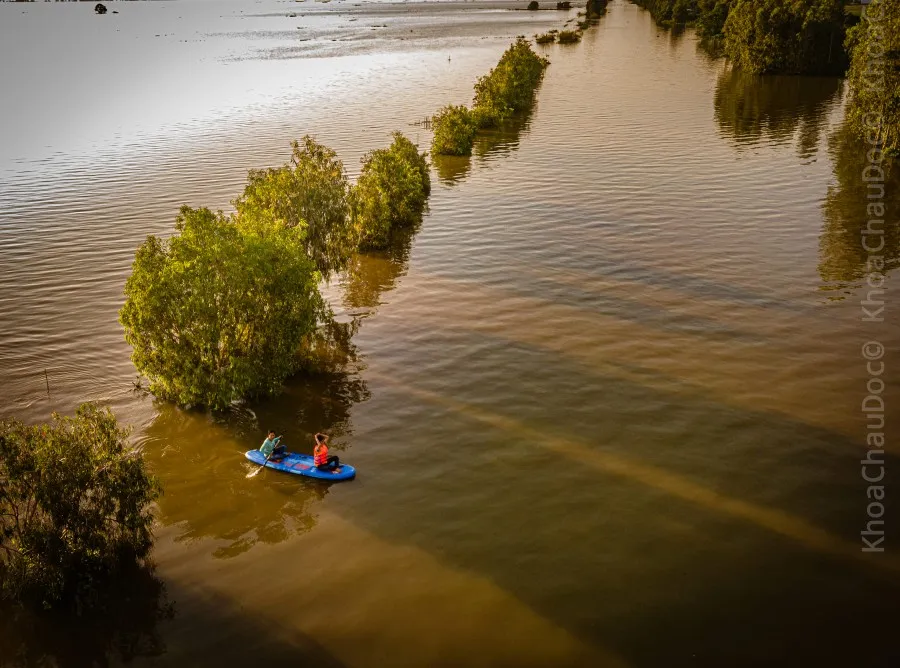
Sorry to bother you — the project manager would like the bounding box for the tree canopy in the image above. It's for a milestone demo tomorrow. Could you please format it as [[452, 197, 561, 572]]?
[[234, 136, 355, 278], [120, 206, 323, 410], [353, 132, 431, 249], [845, 0, 900, 156], [472, 38, 550, 128], [0, 404, 159, 606], [722, 0, 848, 75]]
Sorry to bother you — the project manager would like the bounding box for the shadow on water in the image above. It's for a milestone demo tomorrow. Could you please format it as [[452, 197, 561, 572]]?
[[335, 319, 900, 666], [432, 104, 538, 186], [819, 122, 900, 299], [0, 562, 346, 667], [714, 66, 843, 157], [0, 564, 172, 668]]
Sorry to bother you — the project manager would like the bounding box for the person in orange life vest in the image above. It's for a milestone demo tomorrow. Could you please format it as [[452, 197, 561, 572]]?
[[313, 433, 340, 471]]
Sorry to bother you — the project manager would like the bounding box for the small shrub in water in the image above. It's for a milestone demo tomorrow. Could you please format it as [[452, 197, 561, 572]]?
[[353, 132, 431, 250], [527, 1, 539, 9], [557, 30, 582, 43], [556, 1, 572, 8], [535, 32, 556, 44], [431, 104, 478, 156]]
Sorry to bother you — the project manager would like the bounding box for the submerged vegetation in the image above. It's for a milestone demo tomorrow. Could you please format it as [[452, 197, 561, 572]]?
[[431, 104, 478, 156], [558, 29, 582, 43], [633, 0, 852, 74], [536, 31, 557, 44], [121, 206, 324, 410], [631, 0, 897, 155], [845, 0, 900, 155], [432, 38, 549, 155], [353, 132, 431, 250], [723, 0, 849, 75], [234, 136, 354, 277], [0, 405, 160, 606], [472, 38, 550, 128], [122, 132, 430, 409]]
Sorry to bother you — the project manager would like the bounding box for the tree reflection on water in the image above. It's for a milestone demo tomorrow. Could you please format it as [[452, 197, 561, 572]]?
[[431, 103, 538, 186], [714, 66, 843, 157], [0, 564, 173, 667], [819, 123, 900, 298]]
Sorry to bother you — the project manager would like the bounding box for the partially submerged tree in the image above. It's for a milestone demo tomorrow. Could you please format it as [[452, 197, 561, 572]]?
[[845, 0, 900, 156], [0, 404, 160, 607], [431, 104, 478, 156], [234, 136, 355, 277], [120, 206, 323, 409], [352, 132, 430, 250], [723, 0, 849, 75], [472, 38, 550, 128]]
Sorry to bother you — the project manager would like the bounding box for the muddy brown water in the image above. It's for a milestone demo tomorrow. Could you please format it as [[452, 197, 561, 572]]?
[[1, 1, 898, 666]]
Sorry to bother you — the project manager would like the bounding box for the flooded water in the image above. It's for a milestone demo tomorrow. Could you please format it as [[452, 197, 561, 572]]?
[[1, 1, 899, 666]]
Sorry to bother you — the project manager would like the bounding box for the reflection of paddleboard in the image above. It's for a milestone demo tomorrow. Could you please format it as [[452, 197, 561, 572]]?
[[244, 450, 356, 481]]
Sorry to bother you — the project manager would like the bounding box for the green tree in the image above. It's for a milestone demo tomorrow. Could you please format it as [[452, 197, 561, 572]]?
[[234, 136, 355, 277], [845, 0, 900, 156], [696, 0, 732, 37], [472, 38, 550, 128], [431, 104, 478, 156], [120, 206, 323, 409], [723, 0, 848, 75], [0, 404, 160, 606], [352, 132, 431, 250]]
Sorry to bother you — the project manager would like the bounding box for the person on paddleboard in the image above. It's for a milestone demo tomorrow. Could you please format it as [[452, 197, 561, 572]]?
[[313, 433, 340, 472], [260, 431, 286, 460]]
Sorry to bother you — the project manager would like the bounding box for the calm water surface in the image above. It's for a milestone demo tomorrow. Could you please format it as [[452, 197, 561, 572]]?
[[1, 1, 899, 666]]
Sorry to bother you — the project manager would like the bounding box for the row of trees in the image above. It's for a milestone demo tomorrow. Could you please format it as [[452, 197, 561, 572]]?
[[845, 0, 899, 156], [632, 0, 898, 155], [120, 133, 430, 410], [633, 0, 854, 73], [431, 38, 551, 156]]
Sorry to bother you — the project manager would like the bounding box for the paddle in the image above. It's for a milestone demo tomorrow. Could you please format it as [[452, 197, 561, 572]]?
[[246, 435, 282, 478]]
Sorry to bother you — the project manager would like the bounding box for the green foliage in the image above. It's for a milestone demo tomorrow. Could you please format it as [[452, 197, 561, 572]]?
[[472, 38, 550, 128], [234, 136, 354, 277], [527, 0, 539, 9], [0, 404, 160, 607], [120, 206, 323, 409], [558, 30, 582, 43], [431, 104, 478, 156], [845, 0, 900, 156], [695, 0, 732, 37], [631, 0, 694, 25], [722, 0, 849, 74], [352, 132, 431, 250], [536, 32, 557, 44]]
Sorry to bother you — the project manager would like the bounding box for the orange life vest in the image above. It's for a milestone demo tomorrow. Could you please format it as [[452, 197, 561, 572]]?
[[314, 444, 328, 466]]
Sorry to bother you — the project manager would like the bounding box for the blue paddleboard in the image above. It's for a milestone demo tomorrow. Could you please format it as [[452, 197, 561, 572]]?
[[245, 450, 356, 481]]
